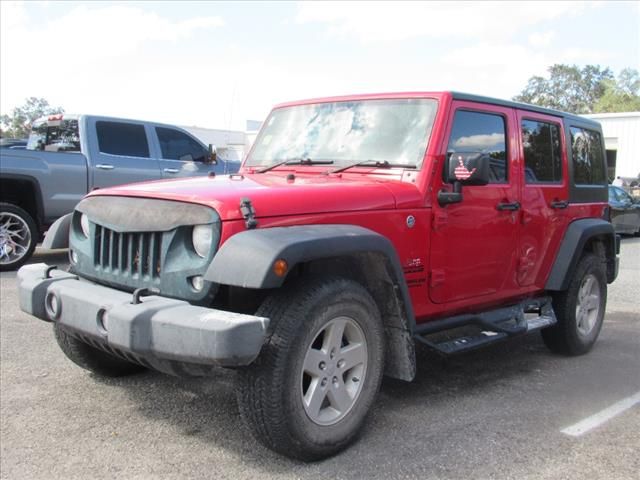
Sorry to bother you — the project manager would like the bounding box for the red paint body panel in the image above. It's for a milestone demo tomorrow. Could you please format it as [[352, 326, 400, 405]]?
[[87, 91, 610, 327]]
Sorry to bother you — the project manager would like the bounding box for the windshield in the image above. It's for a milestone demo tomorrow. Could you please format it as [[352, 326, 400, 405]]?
[[246, 98, 437, 169], [27, 118, 81, 152]]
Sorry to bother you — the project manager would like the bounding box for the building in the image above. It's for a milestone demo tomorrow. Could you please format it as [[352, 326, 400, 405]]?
[[182, 126, 247, 163], [583, 112, 640, 182]]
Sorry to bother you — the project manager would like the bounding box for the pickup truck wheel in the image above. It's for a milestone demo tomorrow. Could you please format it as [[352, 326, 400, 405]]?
[[54, 324, 146, 377], [237, 277, 384, 461], [542, 253, 606, 355], [0, 203, 38, 271]]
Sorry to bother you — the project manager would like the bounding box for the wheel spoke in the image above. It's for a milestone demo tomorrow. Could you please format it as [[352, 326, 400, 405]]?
[[340, 342, 366, 371], [303, 348, 326, 376], [8, 229, 26, 240], [12, 243, 27, 255], [584, 294, 599, 311], [576, 310, 587, 330], [581, 276, 594, 299], [324, 318, 346, 352], [327, 379, 352, 413], [304, 379, 326, 419]]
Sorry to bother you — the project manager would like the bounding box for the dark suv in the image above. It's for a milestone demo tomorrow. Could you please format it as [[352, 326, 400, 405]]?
[[18, 92, 618, 460]]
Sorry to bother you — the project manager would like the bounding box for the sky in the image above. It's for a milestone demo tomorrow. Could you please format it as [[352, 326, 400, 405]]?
[[1, 1, 638, 131]]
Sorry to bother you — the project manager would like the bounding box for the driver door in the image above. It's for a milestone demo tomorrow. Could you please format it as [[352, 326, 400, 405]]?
[[154, 126, 219, 179], [429, 102, 521, 304]]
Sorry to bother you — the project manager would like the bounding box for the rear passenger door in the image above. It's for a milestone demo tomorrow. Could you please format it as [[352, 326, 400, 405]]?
[[516, 111, 569, 287], [87, 119, 162, 189], [154, 127, 218, 179]]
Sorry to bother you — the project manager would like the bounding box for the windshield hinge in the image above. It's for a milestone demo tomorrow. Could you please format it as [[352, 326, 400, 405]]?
[[240, 197, 258, 230]]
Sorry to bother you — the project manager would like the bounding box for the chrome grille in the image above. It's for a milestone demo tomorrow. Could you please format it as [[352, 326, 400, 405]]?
[[94, 225, 162, 278]]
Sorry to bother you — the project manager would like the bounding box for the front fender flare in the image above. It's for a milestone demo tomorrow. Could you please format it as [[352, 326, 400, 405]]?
[[42, 213, 72, 250], [205, 224, 414, 322]]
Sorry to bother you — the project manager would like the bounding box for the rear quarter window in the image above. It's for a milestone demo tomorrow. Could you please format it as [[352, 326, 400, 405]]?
[[570, 126, 605, 185]]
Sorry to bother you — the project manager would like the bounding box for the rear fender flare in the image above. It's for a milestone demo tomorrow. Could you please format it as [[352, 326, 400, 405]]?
[[546, 218, 617, 291]]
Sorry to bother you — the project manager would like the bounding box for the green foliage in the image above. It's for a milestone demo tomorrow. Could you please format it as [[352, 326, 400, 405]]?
[[0, 97, 64, 139], [594, 69, 640, 113], [514, 65, 640, 114]]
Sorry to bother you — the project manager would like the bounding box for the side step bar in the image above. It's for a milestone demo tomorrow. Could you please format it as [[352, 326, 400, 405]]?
[[414, 297, 556, 355]]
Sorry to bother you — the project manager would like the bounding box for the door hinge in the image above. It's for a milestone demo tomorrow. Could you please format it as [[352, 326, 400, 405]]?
[[433, 212, 448, 231]]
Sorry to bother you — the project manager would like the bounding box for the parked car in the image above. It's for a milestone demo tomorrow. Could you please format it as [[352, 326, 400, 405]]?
[[18, 92, 619, 460], [0, 138, 28, 149], [608, 185, 640, 235], [0, 114, 240, 270]]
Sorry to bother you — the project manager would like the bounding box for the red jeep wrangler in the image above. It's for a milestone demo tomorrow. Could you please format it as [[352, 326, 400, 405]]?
[[18, 92, 619, 460]]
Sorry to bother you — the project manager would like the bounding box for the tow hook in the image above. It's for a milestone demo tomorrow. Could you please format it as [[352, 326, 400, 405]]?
[[131, 287, 160, 305]]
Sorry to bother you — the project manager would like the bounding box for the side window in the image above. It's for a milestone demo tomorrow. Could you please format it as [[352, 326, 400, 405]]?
[[27, 119, 80, 153], [156, 127, 207, 162], [447, 110, 507, 183], [521, 119, 562, 183], [570, 127, 605, 185], [96, 121, 150, 158]]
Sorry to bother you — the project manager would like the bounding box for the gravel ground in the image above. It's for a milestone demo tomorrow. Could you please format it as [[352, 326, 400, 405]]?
[[1, 239, 638, 479]]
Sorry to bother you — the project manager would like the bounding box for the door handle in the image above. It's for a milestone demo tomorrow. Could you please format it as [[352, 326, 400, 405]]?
[[96, 164, 114, 170], [496, 201, 521, 211], [550, 200, 569, 209], [163, 168, 179, 174]]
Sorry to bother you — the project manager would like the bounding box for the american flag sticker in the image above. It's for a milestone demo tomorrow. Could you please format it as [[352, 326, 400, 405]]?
[[454, 156, 476, 181]]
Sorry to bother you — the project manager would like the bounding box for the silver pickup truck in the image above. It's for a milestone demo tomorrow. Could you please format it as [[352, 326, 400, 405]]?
[[0, 114, 240, 270]]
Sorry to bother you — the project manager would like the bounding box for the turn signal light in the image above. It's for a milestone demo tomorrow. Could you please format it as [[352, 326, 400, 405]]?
[[273, 259, 288, 277]]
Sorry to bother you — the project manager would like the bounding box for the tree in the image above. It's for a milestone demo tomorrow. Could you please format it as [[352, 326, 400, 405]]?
[[513, 64, 615, 114], [594, 68, 640, 113], [0, 97, 64, 139]]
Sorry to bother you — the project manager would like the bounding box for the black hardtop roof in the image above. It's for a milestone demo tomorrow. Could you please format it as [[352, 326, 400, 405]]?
[[451, 92, 601, 128]]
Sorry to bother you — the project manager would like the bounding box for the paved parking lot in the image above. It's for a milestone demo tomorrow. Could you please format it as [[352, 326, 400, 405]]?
[[1, 240, 639, 480]]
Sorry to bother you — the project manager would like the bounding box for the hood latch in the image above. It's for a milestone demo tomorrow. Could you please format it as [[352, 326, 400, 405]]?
[[240, 197, 258, 230]]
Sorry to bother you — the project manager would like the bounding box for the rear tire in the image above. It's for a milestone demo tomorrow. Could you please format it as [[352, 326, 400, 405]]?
[[542, 253, 607, 355], [54, 324, 146, 377], [237, 276, 385, 461], [0, 202, 38, 271]]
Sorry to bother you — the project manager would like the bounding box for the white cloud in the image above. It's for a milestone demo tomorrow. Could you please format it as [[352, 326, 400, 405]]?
[[1, 2, 224, 123], [296, 1, 592, 43], [454, 133, 504, 149], [528, 31, 556, 48]]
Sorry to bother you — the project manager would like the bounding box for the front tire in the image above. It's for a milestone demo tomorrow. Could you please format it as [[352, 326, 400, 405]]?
[[237, 277, 385, 461], [0, 203, 38, 271], [54, 324, 146, 377], [542, 253, 607, 355]]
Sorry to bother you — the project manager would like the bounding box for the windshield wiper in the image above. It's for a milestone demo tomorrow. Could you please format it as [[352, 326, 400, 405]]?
[[256, 157, 334, 173], [327, 160, 417, 174]]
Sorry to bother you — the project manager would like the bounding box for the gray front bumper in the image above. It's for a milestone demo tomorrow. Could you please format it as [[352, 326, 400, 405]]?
[[18, 264, 269, 375]]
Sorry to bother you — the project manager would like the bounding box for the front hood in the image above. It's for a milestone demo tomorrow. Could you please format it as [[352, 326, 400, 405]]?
[[88, 173, 422, 221]]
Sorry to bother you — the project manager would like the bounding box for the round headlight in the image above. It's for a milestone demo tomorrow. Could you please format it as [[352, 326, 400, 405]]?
[[80, 213, 90, 238], [192, 225, 212, 258]]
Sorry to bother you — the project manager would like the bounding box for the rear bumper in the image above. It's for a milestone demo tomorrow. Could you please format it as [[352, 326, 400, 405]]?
[[18, 264, 269, 375]]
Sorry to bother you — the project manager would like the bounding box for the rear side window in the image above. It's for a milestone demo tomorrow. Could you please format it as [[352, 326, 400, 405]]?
[[96, 121, 150, 158], [447, 110, 507, 183], [27, 118, 80, 153], [521, 120, 562, 183], [570, 127, 605, 185], [156, 127, 207, 162]]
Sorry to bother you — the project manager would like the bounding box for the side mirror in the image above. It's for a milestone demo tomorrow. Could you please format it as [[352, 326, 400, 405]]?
[[207, 144, 217, 165], [438, 152, 491, 207], [444, 152, 491, 186]]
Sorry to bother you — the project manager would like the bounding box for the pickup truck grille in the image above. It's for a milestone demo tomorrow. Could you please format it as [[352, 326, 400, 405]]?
[[94, 225, 163, 279]]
